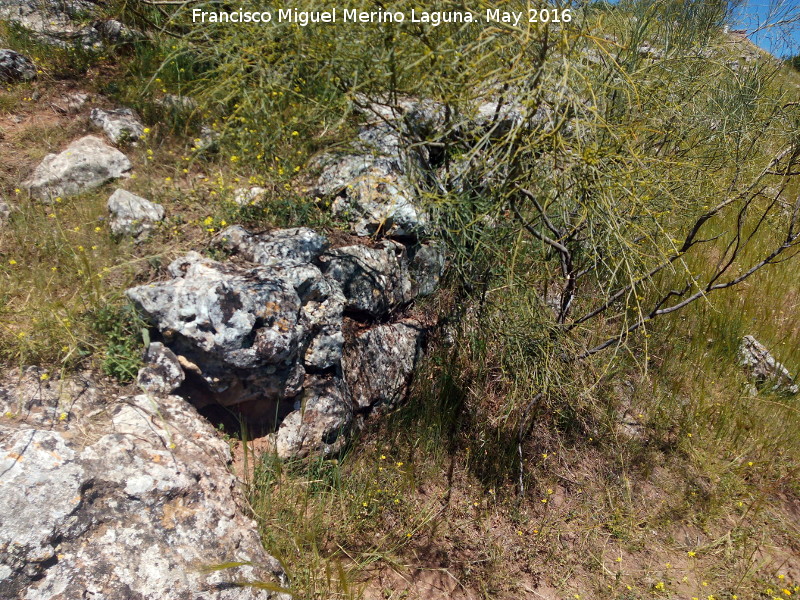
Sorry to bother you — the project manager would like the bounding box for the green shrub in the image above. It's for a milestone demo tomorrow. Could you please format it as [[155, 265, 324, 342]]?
[[90, 302, 148, 382]]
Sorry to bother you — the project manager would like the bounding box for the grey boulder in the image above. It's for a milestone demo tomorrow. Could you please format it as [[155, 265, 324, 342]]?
[[126, 252, 308, 422], [23, 135, 132, 202], [107, 188, 165, 237]]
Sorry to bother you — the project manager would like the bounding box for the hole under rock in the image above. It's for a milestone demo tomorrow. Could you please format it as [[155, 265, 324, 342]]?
[[174, 369, 296, 440]]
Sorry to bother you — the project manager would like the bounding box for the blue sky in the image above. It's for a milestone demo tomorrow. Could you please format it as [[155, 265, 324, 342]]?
[[732, 0, 800, 57]]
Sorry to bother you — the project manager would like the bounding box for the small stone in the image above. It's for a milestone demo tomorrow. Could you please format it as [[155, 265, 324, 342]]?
[[52, 92, 90, 114], [90, 107, 145, 144], [0, 199, 10, 226], [738, 335, 798, 394], [137, 342, 184, 394], [107, 189, 164, 238], [233, 186, 267, 206]]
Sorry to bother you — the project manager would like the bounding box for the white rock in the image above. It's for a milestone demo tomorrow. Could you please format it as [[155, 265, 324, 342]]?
[[233, 186, 267, 206], [0, 369, 290, 599], [23, 135, 131, 202]]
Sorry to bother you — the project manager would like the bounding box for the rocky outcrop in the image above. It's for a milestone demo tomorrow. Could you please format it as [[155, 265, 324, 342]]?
[[127, 225, 442, 457], [0, 49, 36, 82], [738, 335, 799, 394], [0, 368, 290, 600], [107, 188, 165, 238], [23, 136, 132, 202], [90, 107, 146, 144]]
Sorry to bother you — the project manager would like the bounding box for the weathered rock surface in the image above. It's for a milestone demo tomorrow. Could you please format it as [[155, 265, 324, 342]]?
[[0, 1, 139, 48], [214, 225, 329, 267], [126, 252, 309, 424], [107, 188, 164, 237], [137, 342, 185, 394], [0, 49, 36, 82], [23, 135, 132, 201], [90, 107, 146, 144], [321, 241, 413, 316], [273, 377, 353, 459], [0, 0, 92, 38], [408, 242, 446, 297], [342, 320, 423, 410], [738, 335, 799, 394], [51, 91, 90, 114], [0, 369, 290, 599], [330, 168, 426, 238]]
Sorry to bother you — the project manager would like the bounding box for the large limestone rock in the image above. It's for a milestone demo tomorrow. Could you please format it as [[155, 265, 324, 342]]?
[[0, 369, 290, 599], [0, 49, 36, 82], [127, 252, 307, 423], [23, 136, 132, 202], [90, 107, 146, 144], [107, 188, 165, 238]]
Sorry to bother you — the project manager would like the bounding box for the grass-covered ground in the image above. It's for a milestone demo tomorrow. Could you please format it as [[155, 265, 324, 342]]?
[[1, 1, 800, 598]]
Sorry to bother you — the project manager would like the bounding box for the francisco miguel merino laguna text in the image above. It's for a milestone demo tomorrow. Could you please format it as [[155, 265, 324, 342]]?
[[191, 8, 477, 26], [191, 8, 569, 27]]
